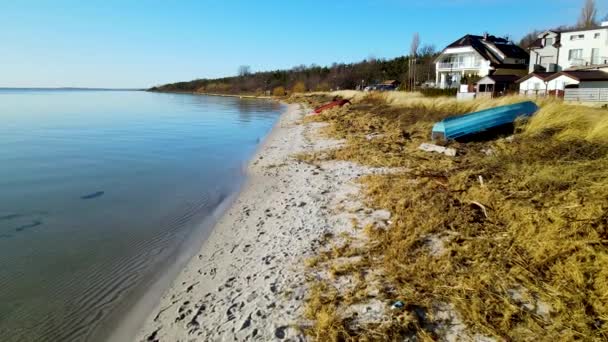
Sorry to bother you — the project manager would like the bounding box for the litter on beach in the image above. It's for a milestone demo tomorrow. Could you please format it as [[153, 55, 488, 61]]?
[[418, 143, 457, 157], [431, 101, 538, 141]]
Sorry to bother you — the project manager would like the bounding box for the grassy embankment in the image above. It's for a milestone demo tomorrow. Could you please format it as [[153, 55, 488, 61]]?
[[293, 91, 608, 341]]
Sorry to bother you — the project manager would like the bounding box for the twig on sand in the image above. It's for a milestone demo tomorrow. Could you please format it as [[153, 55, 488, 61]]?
[[469, 201, 489, 218]]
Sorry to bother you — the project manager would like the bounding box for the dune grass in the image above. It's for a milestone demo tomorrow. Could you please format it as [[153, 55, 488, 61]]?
[[295, 91, 608, 340]]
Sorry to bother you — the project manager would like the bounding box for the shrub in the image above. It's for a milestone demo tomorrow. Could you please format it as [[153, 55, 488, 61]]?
[[272, 86, 286, 97], [315, 82, 331, 92], [292, 81, 307, 93], [420, 88, 457, 97]]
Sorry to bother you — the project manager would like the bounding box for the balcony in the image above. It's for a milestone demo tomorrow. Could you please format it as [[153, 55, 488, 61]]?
[[437, 60, 482, 70], [569, 56, 608, 67]]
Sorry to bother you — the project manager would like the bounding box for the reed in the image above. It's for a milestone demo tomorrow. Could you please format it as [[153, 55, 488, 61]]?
[[293, 91, 608, 340]]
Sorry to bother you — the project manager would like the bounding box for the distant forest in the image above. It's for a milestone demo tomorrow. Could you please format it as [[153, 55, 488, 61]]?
[[149, 46, 438, 95]]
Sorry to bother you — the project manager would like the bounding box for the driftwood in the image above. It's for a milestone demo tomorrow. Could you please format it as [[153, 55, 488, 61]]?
[[469, 201, 489, 218]]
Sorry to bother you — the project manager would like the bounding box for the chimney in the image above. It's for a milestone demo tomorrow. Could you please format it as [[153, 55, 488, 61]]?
[[602, 21, 608, 27]]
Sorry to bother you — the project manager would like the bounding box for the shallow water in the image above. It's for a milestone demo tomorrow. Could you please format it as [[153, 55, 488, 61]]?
[[0, 89, 281, 341]]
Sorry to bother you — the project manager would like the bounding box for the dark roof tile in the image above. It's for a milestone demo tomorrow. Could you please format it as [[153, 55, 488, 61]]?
[[516, 72, 558, 83], [442, 34, 529, 66], [552, 70, 608, 81]]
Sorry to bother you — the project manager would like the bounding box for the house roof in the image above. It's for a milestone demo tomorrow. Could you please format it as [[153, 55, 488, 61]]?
[[494, 64, 528, 70], [546, 70, 608, 82], [558, 26, 608, 34], [478, 75, 521, 84], [516, 72, 558, 83], [529, 31, 562, 50], [440, 34, 529, 66], [567, 63, 608, 71], [529, 38, 544, 49], [493, 43, 529, 60]]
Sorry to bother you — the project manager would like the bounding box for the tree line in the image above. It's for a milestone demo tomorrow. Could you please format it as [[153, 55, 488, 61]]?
[[149, 41, 437, 95]]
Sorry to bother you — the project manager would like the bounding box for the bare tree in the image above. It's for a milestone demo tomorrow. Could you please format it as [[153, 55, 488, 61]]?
[[419, 44, 436, 58], [410, 32, 420, 57], [238, 65, 251, 77], [408, 33, 420, 91], [578, 0, 598, 29], [419, 44, 437, 83]]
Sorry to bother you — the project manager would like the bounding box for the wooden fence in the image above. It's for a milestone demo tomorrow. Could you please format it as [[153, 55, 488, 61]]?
[[564, 88, 608, 102]]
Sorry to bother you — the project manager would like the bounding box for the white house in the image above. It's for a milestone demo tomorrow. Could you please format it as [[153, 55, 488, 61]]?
[[517, 72, 557, 96], [435, 34, 529, 89], [559, 24, 608, 70], [517, 70, 608, 96], [528, 31, 561, 72], [526, 21, 608, 73]]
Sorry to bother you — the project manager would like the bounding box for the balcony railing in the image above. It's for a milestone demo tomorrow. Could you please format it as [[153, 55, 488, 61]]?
[[569, 56, 608, 67], [437, 61, 482, 69]]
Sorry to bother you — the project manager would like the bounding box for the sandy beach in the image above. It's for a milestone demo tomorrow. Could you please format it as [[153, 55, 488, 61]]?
[[134, 102, 392, 341]]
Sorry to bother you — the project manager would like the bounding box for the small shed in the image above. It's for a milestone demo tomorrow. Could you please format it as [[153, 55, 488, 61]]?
[[377, 80, 401, 90], [546, 70, 608, 89], [381, 80, 401, 87], [516, 72, 557, 96], [475, 75, 520, 97]]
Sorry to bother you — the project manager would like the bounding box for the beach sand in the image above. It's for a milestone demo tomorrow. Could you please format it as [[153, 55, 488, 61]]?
[[134, 103, 392, 341]]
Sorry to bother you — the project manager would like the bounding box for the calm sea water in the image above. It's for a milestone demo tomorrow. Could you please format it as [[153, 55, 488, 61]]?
[[0, 89, 282, 341]]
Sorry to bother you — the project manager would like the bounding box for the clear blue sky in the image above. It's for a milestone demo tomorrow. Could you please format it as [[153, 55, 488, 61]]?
[[1, 0, 606, 88]]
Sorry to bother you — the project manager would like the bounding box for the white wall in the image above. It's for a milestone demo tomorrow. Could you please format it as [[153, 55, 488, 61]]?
[[435, 54, 492, 88], [479, 60, 492, 77], [522, 76, 608, 91], [546, 75, 579, 90], [529, 32, 560, 72], [558, 28, 608, 69], [519, 76, 547, 92]]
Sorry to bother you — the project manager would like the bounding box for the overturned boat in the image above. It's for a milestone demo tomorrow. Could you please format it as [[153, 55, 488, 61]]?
[[431, 101, 538, 141], [313, 99, 351, 114]]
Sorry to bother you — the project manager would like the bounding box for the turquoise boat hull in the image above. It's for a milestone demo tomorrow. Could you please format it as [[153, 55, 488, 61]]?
[[432, 101, 538, 141]]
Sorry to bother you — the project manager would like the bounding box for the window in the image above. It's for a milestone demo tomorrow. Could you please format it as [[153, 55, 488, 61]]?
[[568, 49, 583, 60], [570, 34, 585, 40], [594, 33, 601, 39], [545, 37, 554, 46]]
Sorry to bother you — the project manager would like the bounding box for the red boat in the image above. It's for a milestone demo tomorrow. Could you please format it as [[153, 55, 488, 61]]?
[[313, 99, 351, 114]]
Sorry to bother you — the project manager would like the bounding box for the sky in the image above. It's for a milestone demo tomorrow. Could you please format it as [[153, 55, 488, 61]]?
[[1, 0, 607, 88]]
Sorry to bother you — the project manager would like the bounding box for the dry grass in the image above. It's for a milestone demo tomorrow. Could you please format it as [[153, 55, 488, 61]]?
[[294, 91, 608, 341]]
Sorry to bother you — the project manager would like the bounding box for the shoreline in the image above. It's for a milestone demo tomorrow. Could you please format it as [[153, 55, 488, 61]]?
[[100, 188, 242, 342], [147, 89, 275, 100], [133, 103, 312, 341], [133, 101, 395, 341], [100, 101, 286, 342]]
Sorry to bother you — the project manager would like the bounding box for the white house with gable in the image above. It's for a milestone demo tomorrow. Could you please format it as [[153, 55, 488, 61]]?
[[435, 34, 529, 89]]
